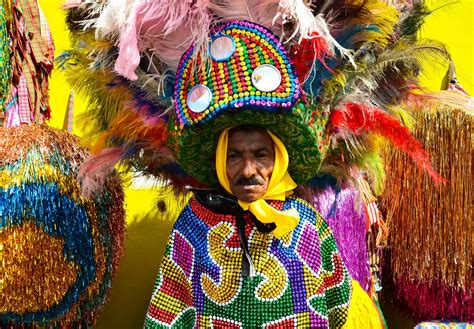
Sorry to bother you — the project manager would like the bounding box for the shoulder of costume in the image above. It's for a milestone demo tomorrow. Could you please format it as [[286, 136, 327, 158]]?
[[189, 188, 240, 214], [284, 196, 330, 233], [285, 196, 322, 217]]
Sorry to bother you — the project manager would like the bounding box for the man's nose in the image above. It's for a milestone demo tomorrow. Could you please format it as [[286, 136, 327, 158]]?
[[241, 158, 257, 178]]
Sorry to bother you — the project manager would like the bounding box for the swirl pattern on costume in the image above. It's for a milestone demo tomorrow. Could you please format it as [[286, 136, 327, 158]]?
[[145, 196, 351, 328]]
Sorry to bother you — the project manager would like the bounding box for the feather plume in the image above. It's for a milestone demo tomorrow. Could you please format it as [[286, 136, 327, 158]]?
[[208, 0, 285, 39], [406, 91, 474, 115], [398, 1, 431, 38], [95, 0, 139, 39], [57, 37, 132, 137], [91, 100, 171, 155], [115, 0, 212, 80], [276, 1, 354, 63], [78, 147, 124, 197], [63, 0, 460, 196], [353, 135, 386, 195], [348, 1, 399, 48], [65, 1, 110, 31], [65, 5, 93, 32], [208, 0, 258, 21], [115, 5, 141, 80], [303, 1, 399, 97], [330, 102, 445, 184], [291, 32, 332, 83], [337, 40, 451, 111], [78, 98, 178, 196], [62, 0, 83, 9]]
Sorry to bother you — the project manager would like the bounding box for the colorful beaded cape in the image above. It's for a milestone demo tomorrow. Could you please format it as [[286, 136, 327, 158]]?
[[145, 196, 351, 328]]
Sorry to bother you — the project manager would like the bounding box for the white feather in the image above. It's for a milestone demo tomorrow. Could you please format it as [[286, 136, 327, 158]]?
[[95, 0, 140, 39], [275, 0, 355, 65]]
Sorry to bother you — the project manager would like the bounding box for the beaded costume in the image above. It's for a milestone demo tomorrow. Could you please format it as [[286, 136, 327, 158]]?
[[145, 193, 376, 328]]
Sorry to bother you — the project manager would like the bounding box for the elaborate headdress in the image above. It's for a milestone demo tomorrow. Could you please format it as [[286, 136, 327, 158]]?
[[60, 0, 470, 194]]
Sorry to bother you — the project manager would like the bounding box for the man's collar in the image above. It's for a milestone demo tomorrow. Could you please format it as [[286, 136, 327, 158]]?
[[189, 187, 239, 214], [189, 187, 277, 233]]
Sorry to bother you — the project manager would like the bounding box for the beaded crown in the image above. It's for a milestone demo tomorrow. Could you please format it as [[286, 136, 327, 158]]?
[[175, 20, 300, 128]]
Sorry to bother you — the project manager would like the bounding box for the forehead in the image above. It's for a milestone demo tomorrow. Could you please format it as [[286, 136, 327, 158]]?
[[227, 127, 273, 151]]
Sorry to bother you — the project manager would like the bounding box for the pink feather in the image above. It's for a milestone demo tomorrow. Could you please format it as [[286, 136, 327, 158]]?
[[115, 4, 141, 80], [78, 148, 124, 197], [115, 0, 212, 79], [208, 0, 284, 37], [62, 0, 83, 9], [208, 0, 278, 24]]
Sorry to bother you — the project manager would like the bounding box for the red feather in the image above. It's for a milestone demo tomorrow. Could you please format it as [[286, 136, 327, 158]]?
[[291, 32, 333, 83], [331, 102, 445, 184]]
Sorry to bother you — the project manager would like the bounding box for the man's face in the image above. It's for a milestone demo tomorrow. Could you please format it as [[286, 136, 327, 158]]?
[[226, 127, 275, 202]]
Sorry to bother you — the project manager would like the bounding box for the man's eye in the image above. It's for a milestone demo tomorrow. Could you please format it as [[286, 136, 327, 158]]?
[[256, 153, 268, 159], [228, 153, 239, 159]]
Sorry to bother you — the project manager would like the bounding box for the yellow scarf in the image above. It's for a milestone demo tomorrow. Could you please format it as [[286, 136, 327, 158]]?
[[216, 128, 300, 238]]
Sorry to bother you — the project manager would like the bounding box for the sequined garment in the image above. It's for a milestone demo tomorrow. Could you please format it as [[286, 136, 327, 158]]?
[[145, 193, 352, 328]]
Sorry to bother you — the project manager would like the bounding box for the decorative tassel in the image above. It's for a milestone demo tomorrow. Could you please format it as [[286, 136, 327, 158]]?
[[310, 179, 371, 291], [0, 125, 125, 326], [381, 108, 473, 322]]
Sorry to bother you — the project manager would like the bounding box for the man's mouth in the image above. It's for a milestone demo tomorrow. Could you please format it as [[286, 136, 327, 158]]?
[[235, 177, 265, 186], [240, 184, 259, 190]]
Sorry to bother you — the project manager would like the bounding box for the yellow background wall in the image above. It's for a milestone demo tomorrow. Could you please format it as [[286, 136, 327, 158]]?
[[37, 1, 473, 328]]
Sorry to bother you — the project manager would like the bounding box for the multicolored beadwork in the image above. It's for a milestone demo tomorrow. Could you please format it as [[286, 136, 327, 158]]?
[[415, 322, 473, 329], [145, 197, 351, 328], [0, 125, 125, 326], [174, 20, 301, 129]]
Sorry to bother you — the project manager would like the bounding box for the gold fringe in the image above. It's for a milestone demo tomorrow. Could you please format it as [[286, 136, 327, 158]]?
[[381, 108, 472, 290]]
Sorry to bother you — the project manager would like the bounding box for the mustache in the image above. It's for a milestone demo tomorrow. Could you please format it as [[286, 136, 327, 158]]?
[[234, 176, 265, 186]]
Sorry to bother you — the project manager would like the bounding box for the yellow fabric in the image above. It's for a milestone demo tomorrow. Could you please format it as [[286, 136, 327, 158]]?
[[216, 128, 299, 238], [343, 280, 385, 329]]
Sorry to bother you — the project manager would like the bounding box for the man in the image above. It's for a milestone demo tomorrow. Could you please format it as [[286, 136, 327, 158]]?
[[61, 2, 450, 328], [144, 125, 383, 328]]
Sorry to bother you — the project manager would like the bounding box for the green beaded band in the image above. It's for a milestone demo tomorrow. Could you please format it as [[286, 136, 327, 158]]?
[[178, 102, 330, 186]]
